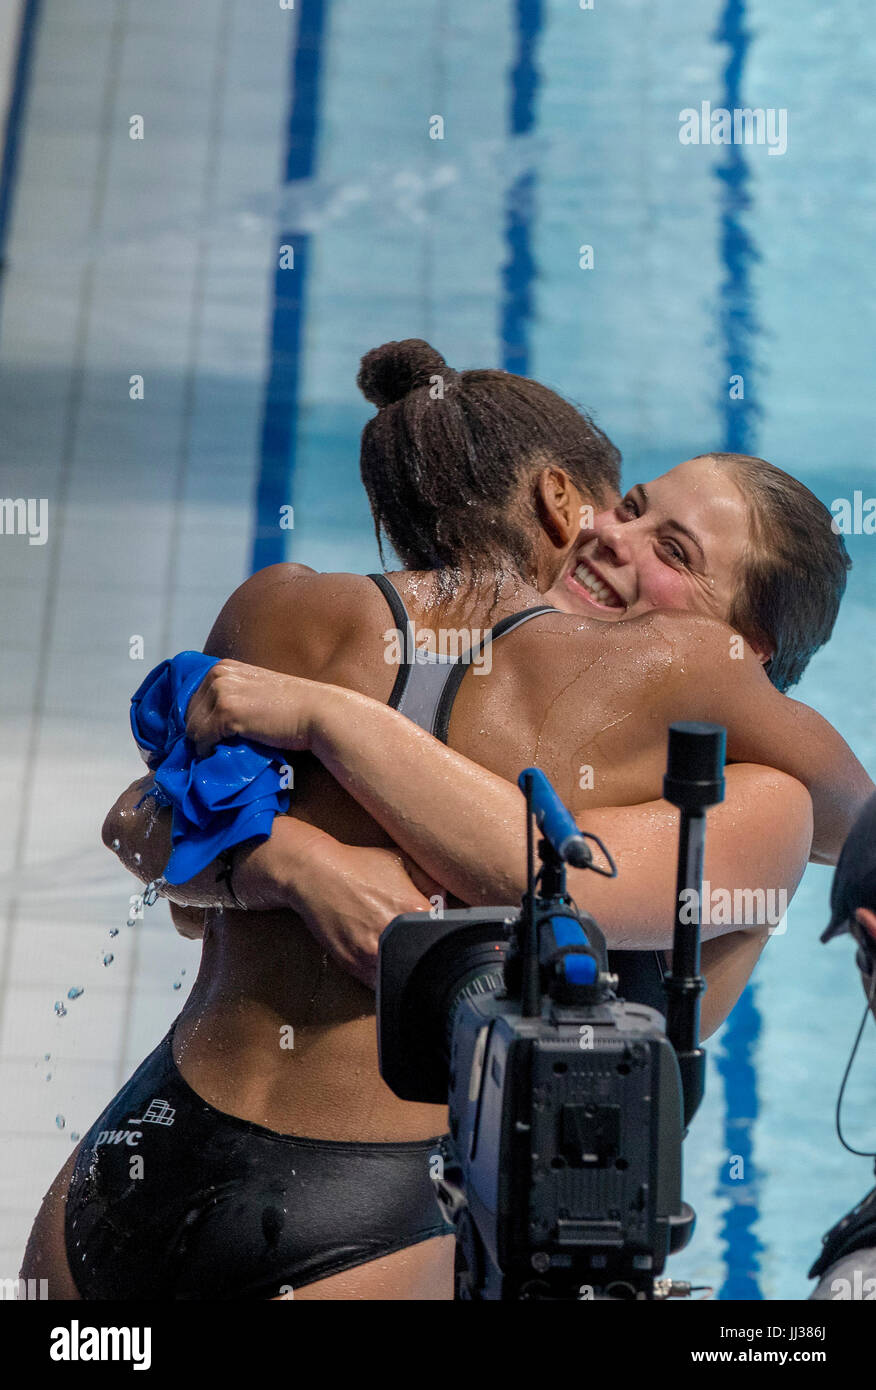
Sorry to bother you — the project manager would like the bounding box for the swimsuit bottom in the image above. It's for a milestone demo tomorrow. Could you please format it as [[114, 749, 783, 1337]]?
[[64, 1027, 453, 1300]]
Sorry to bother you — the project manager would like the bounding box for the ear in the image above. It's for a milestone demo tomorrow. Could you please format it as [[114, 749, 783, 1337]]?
[[534, 467, 585, 549], [855, 907, 876, 945], [747, 635, 775, 667]]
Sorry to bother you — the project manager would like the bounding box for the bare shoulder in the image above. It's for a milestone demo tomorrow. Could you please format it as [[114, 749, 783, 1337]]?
[[498, 605, 774, 749], [618, 608, 746, 664], [475, 609, 693, 803], [505, 606, 711, 685], [612, 609, 776, 704], [204, 565, 392, 677]]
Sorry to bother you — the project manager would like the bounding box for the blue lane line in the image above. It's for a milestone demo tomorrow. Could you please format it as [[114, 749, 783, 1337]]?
[[0, 0, 42, 331], [713, 0, 764, 1300], [250, 0, 327, 575], [715, 0, 761, 453], [715, 985, 765, 1299], [501, 0, 543, 375]]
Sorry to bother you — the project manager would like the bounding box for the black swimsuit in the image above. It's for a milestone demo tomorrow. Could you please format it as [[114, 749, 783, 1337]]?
[[65, 1023, 452, 1299], [65, 576, 665, 1297]]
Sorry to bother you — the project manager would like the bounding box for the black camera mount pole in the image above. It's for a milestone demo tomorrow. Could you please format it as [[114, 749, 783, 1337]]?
[[662, 722, 726, 1129], [521, 771, 541, 1017]]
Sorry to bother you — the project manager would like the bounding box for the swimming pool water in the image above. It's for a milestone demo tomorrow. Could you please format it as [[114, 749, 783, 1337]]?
[[2, 0, 874, 1299]]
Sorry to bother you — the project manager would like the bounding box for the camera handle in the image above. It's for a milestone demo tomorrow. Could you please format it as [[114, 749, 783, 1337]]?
[[662, 722, 726, 1129]]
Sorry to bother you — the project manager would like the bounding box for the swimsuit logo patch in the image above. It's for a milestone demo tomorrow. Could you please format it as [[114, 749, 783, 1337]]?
[[129, 1098, 176, 1126]]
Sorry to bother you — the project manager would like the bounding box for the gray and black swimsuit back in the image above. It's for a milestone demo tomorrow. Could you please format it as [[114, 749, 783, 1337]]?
[[64, 577, 563, 1299], [65, 577, 665, 1296]]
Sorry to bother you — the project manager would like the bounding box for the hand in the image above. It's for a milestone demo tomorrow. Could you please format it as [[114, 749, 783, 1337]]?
[[186, 660, 320, 756], [288, 839, 447, 990]]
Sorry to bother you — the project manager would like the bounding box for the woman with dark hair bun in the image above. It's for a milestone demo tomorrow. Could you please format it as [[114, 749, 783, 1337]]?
[[356, 338, 621, 573], [26, 340, 870, 1302]]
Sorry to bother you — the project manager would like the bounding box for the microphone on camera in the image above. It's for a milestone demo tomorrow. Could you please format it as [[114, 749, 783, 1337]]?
[[518, 767, 593, 868]]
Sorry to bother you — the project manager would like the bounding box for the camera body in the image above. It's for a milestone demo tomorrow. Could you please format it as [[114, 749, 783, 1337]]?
[[378, 727, 726, 1300], [378, 902, 691, 1300], [450, 959, 688, 1299]]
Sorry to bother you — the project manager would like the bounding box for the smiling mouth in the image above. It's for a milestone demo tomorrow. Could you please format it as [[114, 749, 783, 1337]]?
[[567, 556, 626, 611]]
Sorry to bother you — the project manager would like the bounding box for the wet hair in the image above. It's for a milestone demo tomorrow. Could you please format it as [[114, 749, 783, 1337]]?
[[357, 339, 621, 573], [697, 453, 852, 692]]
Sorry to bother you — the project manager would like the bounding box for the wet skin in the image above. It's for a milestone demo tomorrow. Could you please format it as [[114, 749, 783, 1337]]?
[[23, 457, 867, 1300]]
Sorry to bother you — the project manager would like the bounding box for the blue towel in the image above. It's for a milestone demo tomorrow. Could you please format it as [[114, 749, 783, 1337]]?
[[130, 651, 291, 885]]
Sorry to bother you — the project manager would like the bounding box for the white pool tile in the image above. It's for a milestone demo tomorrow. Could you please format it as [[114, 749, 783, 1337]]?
[[120, 984, 195, 1075], [0, 0, 292, 1253], [0, 646, 40, 714], [1, 984, 128, 1070]]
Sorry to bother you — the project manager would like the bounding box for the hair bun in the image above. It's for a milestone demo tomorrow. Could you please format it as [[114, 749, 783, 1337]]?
[[357, 339, 453, 408]]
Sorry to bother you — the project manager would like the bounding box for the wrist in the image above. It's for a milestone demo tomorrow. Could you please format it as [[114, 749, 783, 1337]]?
[[233, 835, 292, 912], [306, 683, 359, 765], [234, 817, 338, 915]]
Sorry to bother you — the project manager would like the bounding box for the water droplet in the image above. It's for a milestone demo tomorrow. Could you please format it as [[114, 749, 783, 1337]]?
[[54, 1001, 67, 1017], [133, 852, 142, 865], [45, 1073, 52, 1082], [70, 1132, 80, 1143], [126, 918, 136, 928], [111, 838, 120, 851], [173, 981, 182, 991], [55, 1115, 65, 1130], [109, 927, 119, 938], [180, 969, 186, 976], [44, 1053, 51, 1061], [103, 953, 114, 967], [67, 986, 84, 1000]]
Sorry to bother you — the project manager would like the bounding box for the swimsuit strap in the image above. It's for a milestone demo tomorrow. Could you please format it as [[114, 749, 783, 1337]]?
[[367, 573, 556, 740]]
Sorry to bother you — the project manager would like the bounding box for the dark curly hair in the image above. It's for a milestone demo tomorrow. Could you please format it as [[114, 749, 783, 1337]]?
[[357, 338, 621, 573]]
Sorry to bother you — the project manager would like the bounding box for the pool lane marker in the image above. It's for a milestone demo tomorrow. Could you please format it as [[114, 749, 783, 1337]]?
[[251, 1, 328, 575], [713, 0, 764, 1301], [501, 0, 543, 377], [0, 0, 42, 315]]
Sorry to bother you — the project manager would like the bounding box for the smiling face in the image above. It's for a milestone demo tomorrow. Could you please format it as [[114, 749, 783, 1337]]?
[[546, 455, 757, 633]]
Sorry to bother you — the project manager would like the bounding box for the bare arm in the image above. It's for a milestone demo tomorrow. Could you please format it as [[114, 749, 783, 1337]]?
[[102, 561, 326, 909], [697, 930, 770, 1039], [307, 697, 811, 948], [646, 611, 874, 863], [102, 775, 441, 984], [101, 773, 329, 914], [187, 668, 813, 950], [729, 693, 869, 864]]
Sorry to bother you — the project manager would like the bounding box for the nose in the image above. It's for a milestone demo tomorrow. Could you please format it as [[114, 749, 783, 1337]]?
[[591, 511, 635, 568]]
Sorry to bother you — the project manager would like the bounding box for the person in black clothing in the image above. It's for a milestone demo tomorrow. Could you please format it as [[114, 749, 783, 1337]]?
[[810, 793, 876, 1300]]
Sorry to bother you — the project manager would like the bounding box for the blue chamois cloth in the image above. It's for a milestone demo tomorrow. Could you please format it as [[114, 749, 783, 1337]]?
[[130, 651, 291, 885]]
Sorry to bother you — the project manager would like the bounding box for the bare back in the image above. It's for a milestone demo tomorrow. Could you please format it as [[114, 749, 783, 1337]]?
[[172, 564, 713, 1145]]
